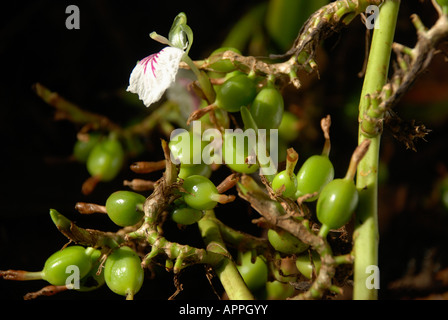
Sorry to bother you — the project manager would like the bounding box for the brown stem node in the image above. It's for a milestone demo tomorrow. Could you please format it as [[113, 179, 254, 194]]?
[[130, 160, 166, 174], [123, 179, 156, 191], [75, 202, 107, 214], [187, 104, 216, 125]]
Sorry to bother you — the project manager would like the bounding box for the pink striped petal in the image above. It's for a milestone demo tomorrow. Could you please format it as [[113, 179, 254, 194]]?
[[127, 46, 184, 107]]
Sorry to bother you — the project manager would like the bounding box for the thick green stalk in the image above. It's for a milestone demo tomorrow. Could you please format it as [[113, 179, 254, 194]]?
[[198, 210, 254, 300], [353, 0, 400, 300]]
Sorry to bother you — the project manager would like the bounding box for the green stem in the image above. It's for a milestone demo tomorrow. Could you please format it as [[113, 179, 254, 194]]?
[[197, 210, 254, 300], [32, 83, 122, 133], [209, 216, 270, 254], [182, 54, 216, 104], [318, 224, 330, 239], [49, 209, 123, 249], [353, 0, 400, 300]]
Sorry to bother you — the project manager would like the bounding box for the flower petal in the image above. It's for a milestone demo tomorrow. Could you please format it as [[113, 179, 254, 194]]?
[[167, 70, 201, 121], [127, 46, 184, 107]]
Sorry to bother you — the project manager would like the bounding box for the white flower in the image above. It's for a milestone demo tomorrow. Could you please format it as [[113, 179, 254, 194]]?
[[127, 46, 184, 107]]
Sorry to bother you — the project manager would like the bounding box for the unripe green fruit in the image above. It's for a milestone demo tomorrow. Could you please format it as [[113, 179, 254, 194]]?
[[267, 229, 309, 255], [198, 102, 230, 130], [87, 138, 124, 181], [208, 47, 241, 73], [436, 0, 448, 8], [104, 246, 144, 298], [76, 249, 105, 292], [266, 280, 295, 300], [316, 178, 359, 236], [43, 246, 97, 286], [278, 111, 300, 142], [223, 70, 245, 81], [295, 155, 334, 201], [182, 175, 220, 210], [169, 130, 207, 167], [438, 0, 448, 15], [73, 133, 101, 163], [237, 252, 268, 292], [250, 86, 284, 130], [178, 163, 212, 180], [222, 131, 259, 174], [105, 191, 146, 227], [215, 74, 257, 112], [295, 251, 321, 279], [272, 169, 297, 199], [171, 207, 204, 225]]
